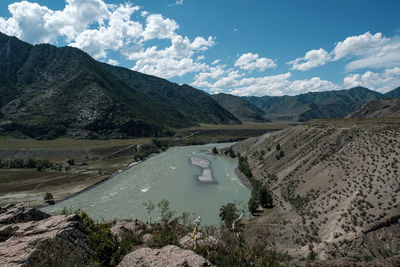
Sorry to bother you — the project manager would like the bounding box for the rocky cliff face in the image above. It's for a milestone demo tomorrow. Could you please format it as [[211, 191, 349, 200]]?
[[0, 204, 92, 266]]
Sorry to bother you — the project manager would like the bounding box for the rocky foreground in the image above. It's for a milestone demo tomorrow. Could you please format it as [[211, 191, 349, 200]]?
[[0, 204, 211, 267]]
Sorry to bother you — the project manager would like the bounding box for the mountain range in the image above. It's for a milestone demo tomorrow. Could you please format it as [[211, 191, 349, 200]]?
[[0, 32, 399, 140], [241, 87, 399, 121], [0, 32, 239, 139]]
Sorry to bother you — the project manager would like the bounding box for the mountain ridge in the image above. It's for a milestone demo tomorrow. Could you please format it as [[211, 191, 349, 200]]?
[[0, 32, 239, 139]]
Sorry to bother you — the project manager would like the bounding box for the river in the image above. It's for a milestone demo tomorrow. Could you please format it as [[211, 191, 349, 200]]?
[[41, 143, 251, 226]]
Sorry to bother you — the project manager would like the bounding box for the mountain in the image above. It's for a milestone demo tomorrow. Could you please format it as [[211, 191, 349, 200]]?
[[349, 97, 400, 118], [102, 64, 239, 125], [384, 87, 400, 99], [211, 93, 269, 122], [244, 87, 384, 121], [0, 32, 239, 139]]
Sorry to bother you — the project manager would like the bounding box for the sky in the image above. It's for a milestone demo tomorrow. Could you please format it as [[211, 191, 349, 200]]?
[[0, 0, 400, 96]]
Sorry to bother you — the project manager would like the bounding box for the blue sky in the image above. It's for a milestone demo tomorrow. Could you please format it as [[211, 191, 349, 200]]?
[[1, 0, 400, 96]]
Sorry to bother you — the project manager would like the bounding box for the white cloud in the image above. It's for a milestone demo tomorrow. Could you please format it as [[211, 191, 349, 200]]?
[[141, 14, 179, 41], [107, 59, 119, 65], [175, 0, 184, 5], [344, 67, 400, 93], [288, 48, 331, 71], [287, 32, 400, 72], [234, 52, 276, 72], [211, 59, 221, 65], [125, 34, 214, 78], [0, 0, 109, 44], [70, 3, 142, 59]]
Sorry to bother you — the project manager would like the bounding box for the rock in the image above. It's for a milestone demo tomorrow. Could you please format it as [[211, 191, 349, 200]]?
[[0, 204, 50, 225], [111, 219, 145, 241], [0, 214, 92, 266], [117, 245, 212, 267], [142, 233, 153, 244]]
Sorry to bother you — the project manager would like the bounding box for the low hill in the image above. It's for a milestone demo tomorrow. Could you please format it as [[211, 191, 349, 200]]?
[[211, 93, 269, 122], [0, 32, 239, 139], [349, 97, 400, 118], [230, 118, 400, 260], [244, 87, 384, 121]]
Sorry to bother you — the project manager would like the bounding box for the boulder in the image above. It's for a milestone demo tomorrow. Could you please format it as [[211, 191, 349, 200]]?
[[111, 219, 145, 241], [0, 204, 50, 225], [117, 245, 212, 267], [0, 213, 92, 266], [142, 233, 153, 244]]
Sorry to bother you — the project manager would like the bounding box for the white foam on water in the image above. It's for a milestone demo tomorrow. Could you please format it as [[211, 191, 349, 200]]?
[[141, 186, 150, 193]]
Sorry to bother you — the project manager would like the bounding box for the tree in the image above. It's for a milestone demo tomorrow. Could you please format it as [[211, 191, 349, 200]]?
[[248, 196, 258, 215], [279, 150, 285, 158], [276, 143, 281, 150], [259, 186, 273, 208], [143, 200, 155, 224], [212, 147, 218, 154], [44, 192, 54, 204], [219, 202, 239, 228], [157, 199, 175, 224]]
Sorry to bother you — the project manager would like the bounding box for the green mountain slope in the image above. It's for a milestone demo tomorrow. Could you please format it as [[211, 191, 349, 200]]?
[[244, 87, 384, 121], [0, 32, 239, 139], [102, 64, 240, 125], [211, 93, 269, 122]]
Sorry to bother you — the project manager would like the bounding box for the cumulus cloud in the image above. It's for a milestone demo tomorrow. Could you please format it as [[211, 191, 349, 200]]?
[[107, 59, 119, 65], [288, 32, 400, 72], [141, 14, 179, 41], [70, 3, 142, 59], [344, 67, 400, 93], [175, 0, 184, 5], [234, 52, 276, 72], [0, 0, 109, 43], [288, 48, 330, 71]]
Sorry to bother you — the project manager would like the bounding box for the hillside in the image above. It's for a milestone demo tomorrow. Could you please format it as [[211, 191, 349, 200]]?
[[230, 118, 400, 260], [244, 87, 384, 121], [349, 98, 400, 118], [102, 64, 240, 125], [211, 93, 269, 122], [0, 32, 239, 139], [384, 87, 400, 99]]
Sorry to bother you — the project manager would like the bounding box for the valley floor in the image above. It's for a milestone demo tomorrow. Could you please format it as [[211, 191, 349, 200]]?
[[0, 122, 289, 207]]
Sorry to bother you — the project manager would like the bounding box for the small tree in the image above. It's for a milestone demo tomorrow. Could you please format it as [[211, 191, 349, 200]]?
[[259, 186, 273, 208], [276, 143, 281, 150], [219, 202, 239, 228], [248, 196, 258, 215], [212, 147, 218, 154], [157, 199, 175, 224], [44, 192, 54, 204], [279, 150, 285, 158], [143, 200, 155, 224]]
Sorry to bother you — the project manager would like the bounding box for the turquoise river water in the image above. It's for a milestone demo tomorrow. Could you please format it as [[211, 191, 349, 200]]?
[[42, 143, 251, 225]]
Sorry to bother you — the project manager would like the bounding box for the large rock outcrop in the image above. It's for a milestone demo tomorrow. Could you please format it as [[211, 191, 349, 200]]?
[[0, 207, 91, 267], [117, 245, 212, 267], [0, 204, 50, 225]]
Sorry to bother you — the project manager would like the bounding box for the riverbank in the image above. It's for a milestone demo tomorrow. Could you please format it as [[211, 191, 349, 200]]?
[[234, 168, 253, 190], [38, 152, 160, 209]]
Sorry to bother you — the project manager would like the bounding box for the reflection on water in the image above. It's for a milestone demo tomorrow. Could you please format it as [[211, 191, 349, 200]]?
[[42, 143, 251, 225]]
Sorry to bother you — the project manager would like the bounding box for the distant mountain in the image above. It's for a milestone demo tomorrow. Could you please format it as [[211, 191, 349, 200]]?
[[349, 97, 400, 118], [211, 93, 269, 122], [384, 87, 400, 99], [0, 32, 239, 139], [244, 87, 384, 121]]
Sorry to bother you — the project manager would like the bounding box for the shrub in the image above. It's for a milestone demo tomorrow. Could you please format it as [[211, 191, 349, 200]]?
[[43, 192, 54, 204]]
